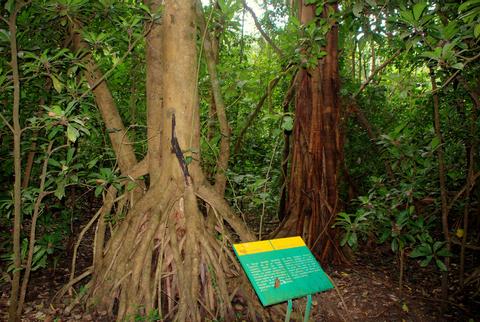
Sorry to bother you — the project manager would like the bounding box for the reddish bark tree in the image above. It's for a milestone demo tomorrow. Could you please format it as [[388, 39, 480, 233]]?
[[277, 1, 344, 264]]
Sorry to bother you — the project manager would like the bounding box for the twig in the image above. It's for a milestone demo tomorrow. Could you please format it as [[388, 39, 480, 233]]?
[[52, 267, 92, 302], [433, 52, 480, 94], [78, 23, 153, 100], [354, 48, 402, 99], [233, 66, 293, 155], [0, 112, 14, 133], [325, 273, 350, 322], [447, 171, 480, 213], [451, 238, 480, 251], [240, 0, 283, 58], [259, 134, 281, 240]]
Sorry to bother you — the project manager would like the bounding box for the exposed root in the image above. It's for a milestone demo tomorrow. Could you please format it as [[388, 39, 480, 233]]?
[[72, 177, 274, 321]]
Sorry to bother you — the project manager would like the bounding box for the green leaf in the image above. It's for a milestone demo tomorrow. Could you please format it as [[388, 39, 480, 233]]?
[[410, 244, 431, 258], [420, 255, 432, 267], [433, 241, 444, 252], [48, 159, 61, 168], [348, 232, 358, 248], [458, 0, 480, 12], [282, 116, 294, 131], [430, 136, 441, 150], [436, 248, 452, 257], [4, 0, 15, 14], [436, 259, 448, 271], [391, 238, 398, 252], [475, 24, 480, 38], [50, 74, 63, 93], [87, 158, 98, 169], [54, 180, 66, 200], [67, 124, 79, 143], [67, 148, 75, 163], [94, 185, 103, 197], [127, 181, 137, 191], [352, 2, 364, 17], [0, 29, 9, 43], [412, 2, 427, 21]]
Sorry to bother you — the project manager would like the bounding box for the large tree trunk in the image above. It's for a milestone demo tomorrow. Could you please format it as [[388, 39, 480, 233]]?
[[276, 1, 344, 264], [75, 1, 260, 321]]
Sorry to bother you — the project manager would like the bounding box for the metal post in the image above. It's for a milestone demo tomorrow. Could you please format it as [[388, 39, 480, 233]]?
[[284, 299, 293, 322], [303, 294, 312, 322]]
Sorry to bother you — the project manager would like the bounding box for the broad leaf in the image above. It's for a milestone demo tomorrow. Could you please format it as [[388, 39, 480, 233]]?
[[412, 2, 427, 21], [67, 124, 80, 143], [436, 259, 448, 271]]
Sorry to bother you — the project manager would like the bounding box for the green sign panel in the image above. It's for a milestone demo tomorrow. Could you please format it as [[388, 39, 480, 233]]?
[[233, 236, 333, 306]]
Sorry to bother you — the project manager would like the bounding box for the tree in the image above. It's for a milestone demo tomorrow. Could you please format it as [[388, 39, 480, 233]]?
[[63, 0, 256, 320], [277, 1, 344, 263]]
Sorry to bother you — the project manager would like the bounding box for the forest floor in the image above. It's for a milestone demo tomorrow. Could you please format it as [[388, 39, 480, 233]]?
[[1, 214, 479, 321]]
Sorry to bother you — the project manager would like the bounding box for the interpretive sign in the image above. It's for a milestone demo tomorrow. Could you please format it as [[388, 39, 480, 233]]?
[[233, 236, 333, 306]]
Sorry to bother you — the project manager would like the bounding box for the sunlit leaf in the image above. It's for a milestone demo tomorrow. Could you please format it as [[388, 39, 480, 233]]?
[[67, 124, 79, 142], [353, 2, 364, 17], [475, 24, 480, 38], [50, 74, 63, 93], [412, 2, 427, 21]]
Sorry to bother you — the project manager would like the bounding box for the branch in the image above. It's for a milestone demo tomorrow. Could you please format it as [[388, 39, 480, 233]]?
[[433, 52, 480, 94], [233, 72, 286, 155], [447, 171, 480, 213], [451, 238, 480, 251], [78, 23, 153, 100], [457, 76, 480, 108], [240, 0, 283, 58], [0, 112, 14, 133], [353, 48, 401, 99], [197, 2, 230, 194]]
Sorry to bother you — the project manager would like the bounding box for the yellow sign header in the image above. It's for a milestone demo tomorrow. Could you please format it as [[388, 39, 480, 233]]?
[[233, 236, 306, 256]]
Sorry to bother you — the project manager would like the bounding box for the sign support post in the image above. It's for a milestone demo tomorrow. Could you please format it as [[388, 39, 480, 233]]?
[[284, 299, 292, 322]]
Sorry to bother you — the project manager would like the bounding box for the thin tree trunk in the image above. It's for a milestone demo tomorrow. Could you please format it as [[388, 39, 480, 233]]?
[[277, 76, 296, 221], [17, 142, 53, 317], [233, 74, 283, 155], [22, 80, 51, 188], [371, 40, 375, 75], [8, 4, 24, 320], [197, 3, 230, 195], [352, 40, 356, 81], [358, 50, 363, 81], [457, 76, 478, 288], [430, 68, 451, 308]]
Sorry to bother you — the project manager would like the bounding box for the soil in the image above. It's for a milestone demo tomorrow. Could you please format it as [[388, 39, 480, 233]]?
[[1, 212, 479, 321]]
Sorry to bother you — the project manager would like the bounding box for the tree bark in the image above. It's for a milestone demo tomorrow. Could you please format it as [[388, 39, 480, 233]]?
[[79, 2, 259, 320], [430, 68, 451, 308], [145, 0, 163, 186], [197, 3, 230, 195], [71, 28, 139, 179], [8, 4, 24, 320], [277, 1, 344, 264]]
